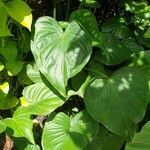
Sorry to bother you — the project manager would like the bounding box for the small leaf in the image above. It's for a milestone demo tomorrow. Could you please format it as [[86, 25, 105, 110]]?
[[6, 60, 24, 76], [3, 107, 34, 144], [0, 82, 9, 95], [42, 111, 99, 150], [125, 121, 150, 150], [0, 95, 19, 110]]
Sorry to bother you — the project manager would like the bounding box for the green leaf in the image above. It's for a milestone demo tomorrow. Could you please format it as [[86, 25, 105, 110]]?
[[3, 107, 34, 144], [31, 16, 92, 97], [100, 17, 143, 65], [23, 83, 64, 115], [18, 30, 31, 53], [71, 70, 87, 91], [144, 27, 150, 38], [0, 1, 11, 37], [79, 0, 100, 8], [0, 61, 4, 71], [42, 111, 99, 150], [70, 9, 103, 46], [0, 40, 17, 62], [0, 94, 19, 110], [84, 67, 148, 139], [5, 0, 32, 30], [84, 125, 124, 150], [6, 60, 24, 76], [0, 120, 6, 134], [13, 138, 40, 150], [27, 64, 43, 83], [125, 121, 150, 150], [134, 29, 150, 48]]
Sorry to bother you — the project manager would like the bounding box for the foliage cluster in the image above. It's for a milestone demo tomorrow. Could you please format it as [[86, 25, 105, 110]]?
[[1, 0, 150, 149]]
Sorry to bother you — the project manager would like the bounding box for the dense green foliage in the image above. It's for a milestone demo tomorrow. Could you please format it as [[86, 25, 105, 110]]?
[[1, 0, 150, 149]]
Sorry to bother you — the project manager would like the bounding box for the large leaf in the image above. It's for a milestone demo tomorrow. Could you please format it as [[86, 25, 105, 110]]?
[[42, 111, 99, 150], [70, 9, 103, 46], [3, 107, 34, 144], [5, 0, 32, 30], [125, 121, 150, 150], [0, 120, 6, 134], [31, 16, 92, 97], [23, 83, 64, 115], [100, 17, 143, 65], [84, 67, 148, 139]]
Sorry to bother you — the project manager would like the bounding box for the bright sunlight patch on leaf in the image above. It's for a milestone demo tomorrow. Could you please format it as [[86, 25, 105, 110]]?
[[21, 14, 32, 31], [0, 82, 9, 95]]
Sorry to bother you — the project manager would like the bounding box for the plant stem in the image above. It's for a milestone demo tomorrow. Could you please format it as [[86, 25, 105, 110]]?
[[53, 0, 56, 19]]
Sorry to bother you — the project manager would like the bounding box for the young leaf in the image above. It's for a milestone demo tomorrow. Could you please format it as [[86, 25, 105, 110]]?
[[31, 16, 92, 97], [42, 111, 99, 150], [23, 83, 64, 115], [125, 121, 150, 150], [3, 107, 34, 144], [84, 67, 149, 139]]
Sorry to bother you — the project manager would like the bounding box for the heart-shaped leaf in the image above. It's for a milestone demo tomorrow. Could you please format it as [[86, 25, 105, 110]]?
[[42, 111, 99, 150], [23, 83, 64, 115], [3, 107, 34, 144], [31, 16, 92, 97], [84, 67, 148, 139]]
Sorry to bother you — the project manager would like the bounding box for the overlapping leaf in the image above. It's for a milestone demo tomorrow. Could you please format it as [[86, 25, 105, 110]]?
[[42, 111, 99, 150], [3, 107, 34, 144], [125, 121, 150, 150], [31, 16, 92, 97], [23, 83, 64, 115], [84, 67, 148, 139]]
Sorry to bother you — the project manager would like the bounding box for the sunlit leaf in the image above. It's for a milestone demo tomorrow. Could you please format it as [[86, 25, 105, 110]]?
[[23, 83, 64, 115], [31, 16, 92, 97], [5, 0, 32, 30], [3, 107, 34, 144], [42, 111, 99, 150]]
